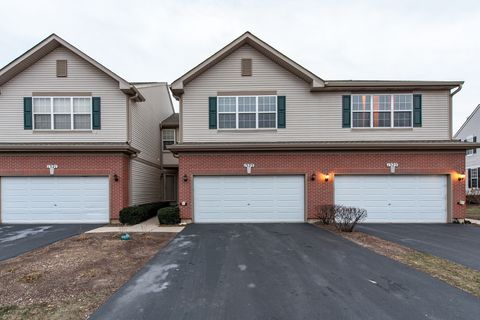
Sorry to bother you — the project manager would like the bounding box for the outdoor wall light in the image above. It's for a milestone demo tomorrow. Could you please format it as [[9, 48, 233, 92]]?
[[458, 172, 466, 181], [310, 173, 316, 181], [113, 174, 119, 182], [324, 173, 330, 182], [183, 174, 188, 182]]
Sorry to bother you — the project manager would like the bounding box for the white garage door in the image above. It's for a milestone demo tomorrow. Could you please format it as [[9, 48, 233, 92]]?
[[335, 175, 447, 223], [1, 176, 109, 223], [194, 176, 304, 223]]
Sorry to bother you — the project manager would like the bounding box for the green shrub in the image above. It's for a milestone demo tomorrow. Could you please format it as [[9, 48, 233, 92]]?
[[157, 206, 180, 225], [119, 202, 169, 225]]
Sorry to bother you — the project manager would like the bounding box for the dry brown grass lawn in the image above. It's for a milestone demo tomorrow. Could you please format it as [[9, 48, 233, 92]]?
[[0, 232, 175, 320], [467, 205, 480, 220], [318, 225, 480, 297]]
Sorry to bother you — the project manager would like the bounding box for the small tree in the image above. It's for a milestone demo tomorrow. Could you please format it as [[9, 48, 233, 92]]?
[[334, 206, 367, 232], [316, 205, 337, 225]]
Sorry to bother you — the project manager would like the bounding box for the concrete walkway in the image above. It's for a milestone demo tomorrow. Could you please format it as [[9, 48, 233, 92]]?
[[86, 217, 184, 233]]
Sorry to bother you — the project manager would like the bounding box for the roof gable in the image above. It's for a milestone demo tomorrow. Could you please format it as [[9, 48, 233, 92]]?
[[454, 104, 480, 138], [170, 31, 325, 97], [0, 34, 144, 101]]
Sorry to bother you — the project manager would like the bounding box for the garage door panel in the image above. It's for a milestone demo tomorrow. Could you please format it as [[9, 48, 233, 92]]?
[[335, 175, 446, 223], [2, 177, 109, 223], [194, 176, 304, 223]]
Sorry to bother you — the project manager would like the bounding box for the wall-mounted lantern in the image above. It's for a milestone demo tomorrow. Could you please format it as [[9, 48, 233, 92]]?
[[324, 173, 330, 182], [113, 174, 119, 182], [182, 174, 188, 182], [458, 172, 466, 181], [310, 173, 316, 181]]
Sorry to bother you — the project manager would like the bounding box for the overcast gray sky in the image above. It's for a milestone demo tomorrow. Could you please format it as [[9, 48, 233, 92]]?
[[1, 0, 478, 132]]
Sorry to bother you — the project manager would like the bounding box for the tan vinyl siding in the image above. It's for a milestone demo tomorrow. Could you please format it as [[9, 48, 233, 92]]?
[[182, 44, 451, 142], [0, 47, 127, 142], [130, 159, 162, 205], [130, 84, 173, 165]]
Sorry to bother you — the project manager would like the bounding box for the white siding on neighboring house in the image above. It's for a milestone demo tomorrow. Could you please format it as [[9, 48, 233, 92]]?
[[0, 47, 128, 142], [130, 159, 162, 205], [182, 44, 451, 143], [455, 105, 480, 190]]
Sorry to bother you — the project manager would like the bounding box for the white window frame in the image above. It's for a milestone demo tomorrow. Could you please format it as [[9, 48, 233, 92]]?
[[217, 95, 277, 130], [162, 128, 176, 151], [32, 96, 92, 131], [470, 168, 478, 189], [351, 94, 413, 129], [466, 136, 474, 156]]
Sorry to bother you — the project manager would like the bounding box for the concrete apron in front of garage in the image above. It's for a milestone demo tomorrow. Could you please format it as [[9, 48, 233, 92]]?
[[85, 217, 184, 233]]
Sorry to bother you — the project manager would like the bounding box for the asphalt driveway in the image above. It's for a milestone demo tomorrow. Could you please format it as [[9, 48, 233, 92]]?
[[91, 224, 480, 320], [0, 224, 102, 261], [357, 224, 480, 270]]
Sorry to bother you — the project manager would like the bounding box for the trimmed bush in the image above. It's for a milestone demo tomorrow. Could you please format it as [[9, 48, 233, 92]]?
[[316, 205, 337, 225], [119, 202, 170, 225], [334, 206, 367, 232], [157, 206, 180, 225]]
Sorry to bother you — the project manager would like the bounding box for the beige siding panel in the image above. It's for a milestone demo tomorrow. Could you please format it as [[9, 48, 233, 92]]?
[[130, 159, 162, 205], [0, 47, 127, 142], [130, 84, 173, 164], [182, 44, 450, 142], [163, 151, 178, 166]]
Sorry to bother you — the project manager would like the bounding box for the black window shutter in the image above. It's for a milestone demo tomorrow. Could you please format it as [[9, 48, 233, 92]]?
[[277, 96, 286, 128], [413, 94, 422, 127], [342, 95, 351, 128], [468, 168, 472, 189], [474, 136, 477, 154], [208, 97, 217, 129], [92, 97, 101, 129], [24, 97, 33, 129]]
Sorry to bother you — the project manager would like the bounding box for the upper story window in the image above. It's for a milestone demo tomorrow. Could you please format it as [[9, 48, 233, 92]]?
[[218, 96, 277, 129], [352, 94, 413, 128], [465, 136, 477, 156], [162, 129, 176, 150], [33, 97, 91, 130]]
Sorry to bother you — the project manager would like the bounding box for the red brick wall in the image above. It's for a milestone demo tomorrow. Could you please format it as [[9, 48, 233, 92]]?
[[0, 153, 130, 220], [178, 151, 466, 221]]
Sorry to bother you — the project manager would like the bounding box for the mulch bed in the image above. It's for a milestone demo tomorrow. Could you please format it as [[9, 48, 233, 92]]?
[[0, 232, 175, 320]]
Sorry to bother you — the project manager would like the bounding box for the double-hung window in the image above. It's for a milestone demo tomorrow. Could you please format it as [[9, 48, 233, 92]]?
[[351, 94, 413, 128], [465, 136, 477, 156], [470, 168, 479, 189], [33, 97, 92, 130], [162, 129, 176, 150], [217, 96, 277, 129]]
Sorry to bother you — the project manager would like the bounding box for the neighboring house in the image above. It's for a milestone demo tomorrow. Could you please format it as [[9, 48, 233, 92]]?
[[454, 104, 480, 191], [0, 35, 174, 224], [170, 31, 476, 224], [160, 113, 179, 201]]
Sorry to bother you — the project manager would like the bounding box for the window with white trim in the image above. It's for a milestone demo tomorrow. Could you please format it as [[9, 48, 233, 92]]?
[[352, 94, 413, 128], [470, 168, 478, 189], [217, 96, 277, 129], [465, 136, 476, 156], [33, 97, 92, 130], [162, 129, 176, 150]]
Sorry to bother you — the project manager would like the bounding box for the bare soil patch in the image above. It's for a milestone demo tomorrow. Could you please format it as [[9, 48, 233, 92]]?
[[317, 224, 480, 297], [0, 232, 175, 320]]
